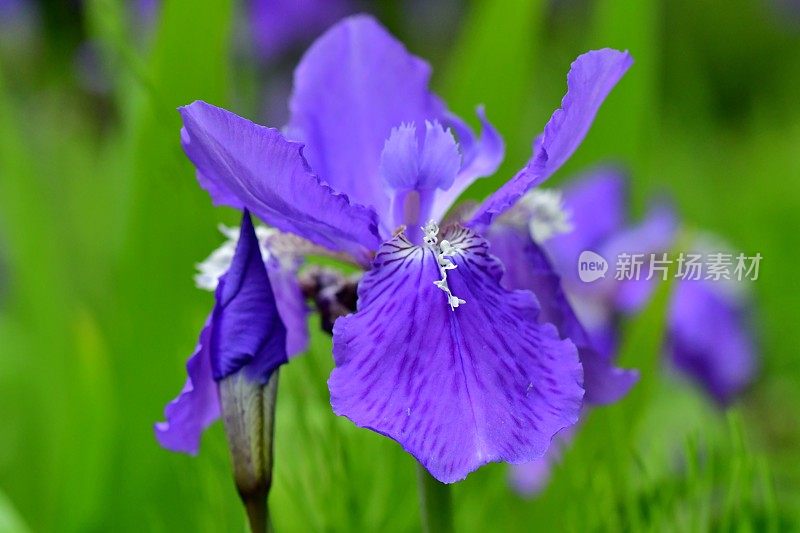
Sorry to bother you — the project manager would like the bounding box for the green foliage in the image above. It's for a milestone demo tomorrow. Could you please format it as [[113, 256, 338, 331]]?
[[0, 0, 798, 530]]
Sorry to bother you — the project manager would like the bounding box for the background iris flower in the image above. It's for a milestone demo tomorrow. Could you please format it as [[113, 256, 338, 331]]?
[[541, 168, 757, 404], [502, 166, 759, 495]]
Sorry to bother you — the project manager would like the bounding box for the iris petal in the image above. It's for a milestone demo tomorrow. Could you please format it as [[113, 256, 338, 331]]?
[[329, 227, 583, 483], [487, 223, 637, 405], [668, 280, 756, 405], [265, 254, 309, 358], [380, 123, 420, 191], [180, 101, 382, 264], [288, 15, 445, 225], [418, 121, 461, 191], [545, 166, 629, 275], [601, 203, 678, 313], [154, 320, 220, 455]]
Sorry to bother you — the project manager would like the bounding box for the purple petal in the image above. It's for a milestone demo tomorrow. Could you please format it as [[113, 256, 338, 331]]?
[[667, 280, 756, 405], [580, 346, 638, 405], [288, 15, 445, 226], [265, 255, 309, 358], [180, 101, 382, 263], [487, 224, 588, 344], [380, 121, 462, 230], [468, 50, 633, 228], [329, 227, 583, 483], [379, 123, 420, 191], [418, 121, 461, 191], [487, 223, 637, 405], [154, 319, 220, 454], [432, 107, 505, 221], [210, 212, 288, 383]]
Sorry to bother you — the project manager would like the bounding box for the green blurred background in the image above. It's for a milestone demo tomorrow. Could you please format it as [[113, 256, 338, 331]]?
[[1, 0, 799, 530]]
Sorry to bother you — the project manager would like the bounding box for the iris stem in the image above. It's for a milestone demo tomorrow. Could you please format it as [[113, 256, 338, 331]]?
[[416, 464, 453, 533]]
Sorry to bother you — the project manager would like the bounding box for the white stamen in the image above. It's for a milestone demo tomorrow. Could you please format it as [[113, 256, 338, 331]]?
[[422, 220, 466, 311]]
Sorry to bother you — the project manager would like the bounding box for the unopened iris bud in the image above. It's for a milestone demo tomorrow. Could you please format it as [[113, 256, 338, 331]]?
[[156, 211, 287, 532]]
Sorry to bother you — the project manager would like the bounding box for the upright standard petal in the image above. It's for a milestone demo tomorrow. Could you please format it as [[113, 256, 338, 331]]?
[[469, 50, 633, 228], [288, 15, 445, 224], [667, 280, 756, 405], [329, 228, 583, 483], [379, 124, 420, 191], [418, 121, 461, 191], [486, 223, 637, 405], [155, 213, 289, 453], [180, 101, 382, 263]]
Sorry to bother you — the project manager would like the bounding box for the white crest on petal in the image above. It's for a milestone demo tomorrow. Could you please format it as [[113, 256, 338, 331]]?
[[422, 220, 466, 311]]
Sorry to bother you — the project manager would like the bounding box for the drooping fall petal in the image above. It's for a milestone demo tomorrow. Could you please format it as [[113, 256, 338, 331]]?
[[329, 228, 583, 483]]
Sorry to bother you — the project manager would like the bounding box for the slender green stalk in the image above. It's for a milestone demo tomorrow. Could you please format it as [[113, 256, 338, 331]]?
[[416, 464, 453, 533]]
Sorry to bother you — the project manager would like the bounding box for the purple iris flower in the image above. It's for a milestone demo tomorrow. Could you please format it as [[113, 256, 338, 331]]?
[[667, 276, 757, 405], [505, 167, 757, 494], [155, 211, 289, 454], [175, 15, 631, 483]]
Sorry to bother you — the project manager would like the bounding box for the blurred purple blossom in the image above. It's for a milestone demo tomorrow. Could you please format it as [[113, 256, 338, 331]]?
[[544, 167, 757, 404], [505, 167, 758, 495]]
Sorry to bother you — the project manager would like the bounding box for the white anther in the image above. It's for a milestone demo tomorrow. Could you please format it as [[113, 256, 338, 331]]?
[[422, 220, 465, 311]]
